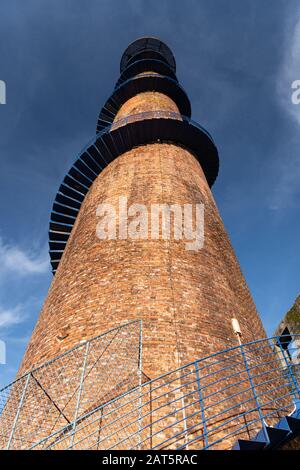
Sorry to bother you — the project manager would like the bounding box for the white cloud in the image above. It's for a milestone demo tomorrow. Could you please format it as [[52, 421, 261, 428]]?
[[0, 237, 48, 276], [0, 305, 27, 328], [268, 153, 300, 211], [271, 9, 300, 211], [277, 11, 300, 126], [9, 335, 30, 345]]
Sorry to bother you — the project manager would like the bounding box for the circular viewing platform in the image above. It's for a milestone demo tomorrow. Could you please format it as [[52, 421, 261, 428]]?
[[120, 37, 176, 73]]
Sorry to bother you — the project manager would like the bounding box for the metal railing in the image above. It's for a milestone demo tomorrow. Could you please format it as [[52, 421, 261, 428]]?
[[98, 72, 191, 130], [1, 328, 299, 450], [108, 110, 215, 143]]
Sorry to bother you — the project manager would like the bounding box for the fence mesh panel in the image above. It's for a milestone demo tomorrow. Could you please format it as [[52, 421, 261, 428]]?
[[0, 320, 141, 450]]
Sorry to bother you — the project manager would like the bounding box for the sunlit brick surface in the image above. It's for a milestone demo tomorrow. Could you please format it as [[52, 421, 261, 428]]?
[[114, 91, 180, 121]]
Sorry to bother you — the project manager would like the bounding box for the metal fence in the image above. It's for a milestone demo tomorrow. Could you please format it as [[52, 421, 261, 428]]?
[[0, 320, 142, 450], [1, 327, 300, 450]]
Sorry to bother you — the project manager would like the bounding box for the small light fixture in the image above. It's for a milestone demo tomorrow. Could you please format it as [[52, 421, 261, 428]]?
[[231, 318, 242, 345], [56, 334, 69, 341]]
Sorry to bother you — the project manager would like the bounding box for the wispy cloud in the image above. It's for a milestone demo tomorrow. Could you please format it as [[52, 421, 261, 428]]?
[[0, 305, 27, 328], [268, 153, 300, 211], [8, 334, 30, 345], [271, 8, 300, 211], [0, 237, 48, 276], [277, 11, 300, 127]]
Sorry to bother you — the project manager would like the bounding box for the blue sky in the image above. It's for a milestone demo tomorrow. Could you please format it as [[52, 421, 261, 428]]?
[[0, 0, 300, 388]]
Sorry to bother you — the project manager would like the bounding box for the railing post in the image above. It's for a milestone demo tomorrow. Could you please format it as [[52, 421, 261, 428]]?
[[194, 360, 209, 449], [180, 393, 189, 449], [138, 320, 143, 450], [277, 337, 300, 400], [69, 341, 90, 449], [240, 343, 265, 429], [6, 372, 31, 449]]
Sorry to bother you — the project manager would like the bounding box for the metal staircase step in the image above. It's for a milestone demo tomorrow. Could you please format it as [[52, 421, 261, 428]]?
[[232, 439, 266, 450], [232, 416, 300, 451], [292, 399, 300, 419], [275, 415, 300, 434], [255, 425, 290, 448]]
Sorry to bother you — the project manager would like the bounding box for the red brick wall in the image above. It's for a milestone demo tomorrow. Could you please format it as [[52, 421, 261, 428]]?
[[114, 91, 179, 121]]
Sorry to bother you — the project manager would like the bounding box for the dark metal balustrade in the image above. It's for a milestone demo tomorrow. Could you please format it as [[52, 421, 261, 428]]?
[[96, 73, 191, 132]]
